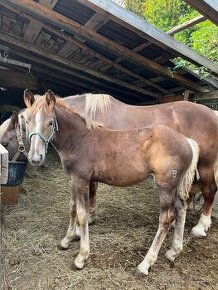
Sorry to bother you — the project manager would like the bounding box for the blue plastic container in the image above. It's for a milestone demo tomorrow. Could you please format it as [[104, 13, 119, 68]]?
[[3, 161, 27, 186]]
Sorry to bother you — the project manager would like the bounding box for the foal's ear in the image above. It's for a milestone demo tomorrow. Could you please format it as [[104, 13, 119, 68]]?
[[45, 89, 56, 111], [8, 111, 19, 129], [24, 89, 35, 108]]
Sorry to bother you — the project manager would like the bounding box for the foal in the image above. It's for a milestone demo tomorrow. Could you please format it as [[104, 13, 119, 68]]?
[[24, 90, 199, 275]]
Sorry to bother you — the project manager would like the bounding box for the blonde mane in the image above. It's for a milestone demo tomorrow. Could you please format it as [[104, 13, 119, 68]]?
[[56, 97, 103, 130], [84, 93, 113, 118]]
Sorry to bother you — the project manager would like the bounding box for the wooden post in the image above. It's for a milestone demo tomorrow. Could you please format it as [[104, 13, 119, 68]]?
[[1, 144, 19, 206], [0, 144, 8, 290]]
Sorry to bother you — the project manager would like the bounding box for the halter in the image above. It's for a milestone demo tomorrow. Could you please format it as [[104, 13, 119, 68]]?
[[12, 118, 29, 162], [28, 118, 58, 153]]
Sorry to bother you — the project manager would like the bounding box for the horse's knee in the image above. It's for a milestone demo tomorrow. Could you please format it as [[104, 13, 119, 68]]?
[[161, 207, 176, 229]]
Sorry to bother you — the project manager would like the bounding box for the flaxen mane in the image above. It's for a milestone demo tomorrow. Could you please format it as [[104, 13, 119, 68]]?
[[84, 93, 113, 118], [56, 97, 103, 130]]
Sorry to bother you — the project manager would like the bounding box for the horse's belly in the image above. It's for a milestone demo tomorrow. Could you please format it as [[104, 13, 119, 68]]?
[[95, 165, 148, 187]]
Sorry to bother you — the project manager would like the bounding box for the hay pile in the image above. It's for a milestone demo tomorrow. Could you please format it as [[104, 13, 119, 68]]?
[[2, 148, 218, 290]]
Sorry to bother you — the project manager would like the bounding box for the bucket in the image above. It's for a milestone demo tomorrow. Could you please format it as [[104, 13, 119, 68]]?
[[3, 161, 27, 186]]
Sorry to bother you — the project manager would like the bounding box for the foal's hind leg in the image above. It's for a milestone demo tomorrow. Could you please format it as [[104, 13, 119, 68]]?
[[166, 197, 188, 262], [192, 167, 217, 238], [136, 190, 176, 276]]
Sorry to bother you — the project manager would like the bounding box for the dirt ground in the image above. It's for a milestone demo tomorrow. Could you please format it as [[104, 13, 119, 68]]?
[[2, 148, 218, 290]]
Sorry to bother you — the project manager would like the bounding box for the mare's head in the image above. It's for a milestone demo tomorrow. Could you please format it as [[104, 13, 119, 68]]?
[[0, 111, 29, 161], [24, 89, 58, 166]]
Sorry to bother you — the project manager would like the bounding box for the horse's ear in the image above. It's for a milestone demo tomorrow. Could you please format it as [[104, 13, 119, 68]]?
[[45, 89, 56, 111], [24, 89, 35, 108], [8, 111, 19, 129]]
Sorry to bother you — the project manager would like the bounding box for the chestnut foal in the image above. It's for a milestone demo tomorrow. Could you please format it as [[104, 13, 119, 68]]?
[[24, 90, 199, 275]]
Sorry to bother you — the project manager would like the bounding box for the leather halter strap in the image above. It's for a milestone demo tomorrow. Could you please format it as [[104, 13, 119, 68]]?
[[11, 120, 29, 162], [28, 118, 58, 153]]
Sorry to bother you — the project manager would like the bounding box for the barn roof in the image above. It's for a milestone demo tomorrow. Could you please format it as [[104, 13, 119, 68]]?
[[0, 0, 218, 104]]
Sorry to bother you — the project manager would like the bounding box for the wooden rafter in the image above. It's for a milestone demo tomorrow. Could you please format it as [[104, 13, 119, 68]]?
[[167, 15, 206, 35], [0, 1, 171, 96], [9, 46, 153, 103], [80, 0, 218, 75], [191, 90, 218, 100], [23, 0, 58, 44], [184, 0, 218, 26], [0, 31, 160, 99], [1, 0, 209, 93]]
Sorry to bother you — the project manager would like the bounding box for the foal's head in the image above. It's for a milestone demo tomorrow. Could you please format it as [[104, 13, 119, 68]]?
[[24, 89, 58, 166]]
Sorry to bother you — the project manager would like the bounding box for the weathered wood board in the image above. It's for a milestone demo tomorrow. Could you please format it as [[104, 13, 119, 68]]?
[[0, 144, 8, 185], [0, 144, 8, 290]]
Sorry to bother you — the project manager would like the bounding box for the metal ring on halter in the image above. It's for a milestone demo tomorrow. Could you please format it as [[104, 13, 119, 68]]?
[[18, 144, 25, 152], [11, 120, 29, 161]]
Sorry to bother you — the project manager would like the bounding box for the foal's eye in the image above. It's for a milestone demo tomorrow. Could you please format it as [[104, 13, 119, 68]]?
[[49, 121, 53, 126], [25, 120, 28, 125]]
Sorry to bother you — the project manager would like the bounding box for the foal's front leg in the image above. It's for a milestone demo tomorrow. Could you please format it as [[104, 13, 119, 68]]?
[[136, 191, 176, 276], [59, 194, 78, 249]]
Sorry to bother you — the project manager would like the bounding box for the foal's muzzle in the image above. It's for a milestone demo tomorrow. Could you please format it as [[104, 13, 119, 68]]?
[[28, 154, 43, 166]]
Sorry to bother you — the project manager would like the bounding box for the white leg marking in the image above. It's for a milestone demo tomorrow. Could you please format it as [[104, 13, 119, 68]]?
[[192, 213, 212, 238], [166, 201, 187, 262], [74, 198, 90, 269]]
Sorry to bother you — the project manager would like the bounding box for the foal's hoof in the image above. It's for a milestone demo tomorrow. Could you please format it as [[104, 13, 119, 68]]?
[[134, 268, 148, 277], [57, 244, 69, 251], [165, 249, 176, 262], [74, 257, 85, 270], [70, 263, 83, 271]]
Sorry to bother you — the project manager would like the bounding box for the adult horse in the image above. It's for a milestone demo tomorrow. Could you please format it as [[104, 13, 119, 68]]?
[[23, 89, 199, 276], [1, 91, 218, 237], [0, 111, 29, 161]]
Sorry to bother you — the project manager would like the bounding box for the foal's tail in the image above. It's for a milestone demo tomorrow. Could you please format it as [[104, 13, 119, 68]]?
[[177, 138, 200, 200]]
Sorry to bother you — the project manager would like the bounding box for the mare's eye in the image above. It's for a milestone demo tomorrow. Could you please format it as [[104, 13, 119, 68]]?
[[26, 120, 28, 125], [49, 121, 53, 126], [2, 142, 8, 147]]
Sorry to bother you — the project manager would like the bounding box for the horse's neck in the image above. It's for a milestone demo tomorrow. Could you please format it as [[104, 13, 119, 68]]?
[[53, 106, 88, 150], [64, 95, 86, 114]]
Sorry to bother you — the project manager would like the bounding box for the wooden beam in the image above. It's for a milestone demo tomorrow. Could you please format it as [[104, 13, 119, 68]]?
[[84, 12, 109, 30], [0, 144, 8, 185], [184, 0, 218, 26], [157, 95, 185, 103], [10, 48, 151, 102], [1, 0, 209, 93], [191, 90, 218, 101], [80, 0, 218, 75], [0, 1, 171, 96], [0, 69, 38, 89], [0, 31, 158, 99], [22, 0, 58, 44], [167, 15, 206, 35]]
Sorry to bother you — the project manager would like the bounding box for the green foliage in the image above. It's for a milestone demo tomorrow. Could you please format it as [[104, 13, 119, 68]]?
[[125, 0, 218, 67]]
